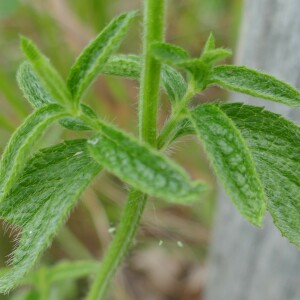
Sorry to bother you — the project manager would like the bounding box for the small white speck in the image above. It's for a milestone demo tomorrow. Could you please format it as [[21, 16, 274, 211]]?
[[108, 227, 116, 234], [74, 151, 83, 156], [177, 241, 183, 248], [29, 231, 33, 235], [158, 240, 164, 246], [87, 138, 99, 145]]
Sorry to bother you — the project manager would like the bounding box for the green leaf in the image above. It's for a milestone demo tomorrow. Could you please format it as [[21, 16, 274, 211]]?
[[67, 11, 137, 104], [171, 118, 195, 143], [88, 123, 206, 203], [0, 105, 67, 201], [190, 104, 266, 226], [202, 33, 215, 53], [161, 65, 187, 103], [17, 61, 55, 108], [103, 55, 187, 103], [151, 42, 190, 64], [20, 37, 71, 108], [102, 55, 140, 79], [0, 140, 102, 292], [220, 103, 300, 247], [211, 65, 300, 107], [59, 104, 98, 131], [201, 48, 232, 64], [24, 260, 99, 286]]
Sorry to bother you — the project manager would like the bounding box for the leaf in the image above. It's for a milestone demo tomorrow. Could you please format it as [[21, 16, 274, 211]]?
[[211, 65, 300, 107], [102, 55, 140, 79], [59, 104, 98, 131], [24, 261, 99, 286], [0, 104, 67, 201], [67, 11, 137, 104], [151, 42, 190, 64], [219, 103, 300, 247], [201, 48, 232, 64], [202, 33, 215, 53], [17, 61, 55, 108], [190, 104, 266, 226], [20, 37, 71, 108], [88, 123, 206, 203], [103, 55, 187, 102], [161, 65, 187, 103], [0, 139, 102, 292]]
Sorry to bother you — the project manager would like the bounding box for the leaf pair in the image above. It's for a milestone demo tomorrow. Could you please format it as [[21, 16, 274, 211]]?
[[186, 103, 300, 247]]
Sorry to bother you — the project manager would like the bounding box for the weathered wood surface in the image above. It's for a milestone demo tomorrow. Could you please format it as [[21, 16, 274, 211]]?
[[205, 1, 300, 299]]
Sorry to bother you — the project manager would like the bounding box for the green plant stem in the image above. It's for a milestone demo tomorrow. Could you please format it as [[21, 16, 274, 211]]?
[[86, 190, 147, 300], [85, 1, 166, 299], [157, 85, 195, 149], [139, 0, 166, 146]]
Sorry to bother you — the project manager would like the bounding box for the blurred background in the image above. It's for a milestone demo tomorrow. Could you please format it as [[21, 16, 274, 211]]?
[[0, 0, 242, 299]]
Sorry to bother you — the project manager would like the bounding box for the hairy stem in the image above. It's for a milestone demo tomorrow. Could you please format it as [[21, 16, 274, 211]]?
[[86, 190, 147, 300], [86, 1, 166, 299], [139, 0, 166, 146]]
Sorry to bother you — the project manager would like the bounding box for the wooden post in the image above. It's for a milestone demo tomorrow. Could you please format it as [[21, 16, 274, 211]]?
[[205, 1, 300, 299]]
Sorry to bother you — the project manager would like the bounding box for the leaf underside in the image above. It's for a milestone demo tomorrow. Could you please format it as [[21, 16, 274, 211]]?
[[0, 105, 66, 201], [220, 103, 300, 247], [191, 104, 266, 226], [0, 139, 102, 292], [88, 123, 206, 203], [211, 65, 300, 107]]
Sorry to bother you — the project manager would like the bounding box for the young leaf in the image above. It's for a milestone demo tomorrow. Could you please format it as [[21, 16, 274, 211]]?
[[67, 11, 137, 104], [17, 61, 55, 108], [202, 33, 216, 53], [0, 104, 67, 201], [211, 65, 300, 107], [102, 55, 140, 79], [20, 37, 71, 107], [151, 42, 190, 64], [0, 139, 102, 292], [88, 123, 206, 203], [103, 55, 187, 103], [190, 104, 266, 226], [201, 48, 232, 64], [220, 103, 300, 247]]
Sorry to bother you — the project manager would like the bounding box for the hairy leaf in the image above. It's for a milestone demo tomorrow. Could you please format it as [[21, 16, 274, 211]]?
[[151, 42, 190, 64], [191, 104, 266, 226], [202, 33, 215, 53], [201, 48, 232, 64], [220, 103, 300, 247], [0, 105, 66, 201], [88, 123, 206, 203], [67, 11, 136, 104], [0, 140, 102, 292], [17, 61, 55, 108], [20, 37, 71, 107], [102, 55, 140, 79], [211, 65, 300, 107]]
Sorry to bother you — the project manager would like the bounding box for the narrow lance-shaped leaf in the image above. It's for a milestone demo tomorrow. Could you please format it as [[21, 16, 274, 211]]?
[[20, 37, 71, 107], [0, 140, 102, 292], [210, 65, 300, 107], [103, 55, 187, 103], [67, 11, 137, 104], [220, 103, 300, 247], [88, 122, 206, 203], [190, 104, 266, 226], [17, 61, 55, 108], [0, 104, 67, 201]]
